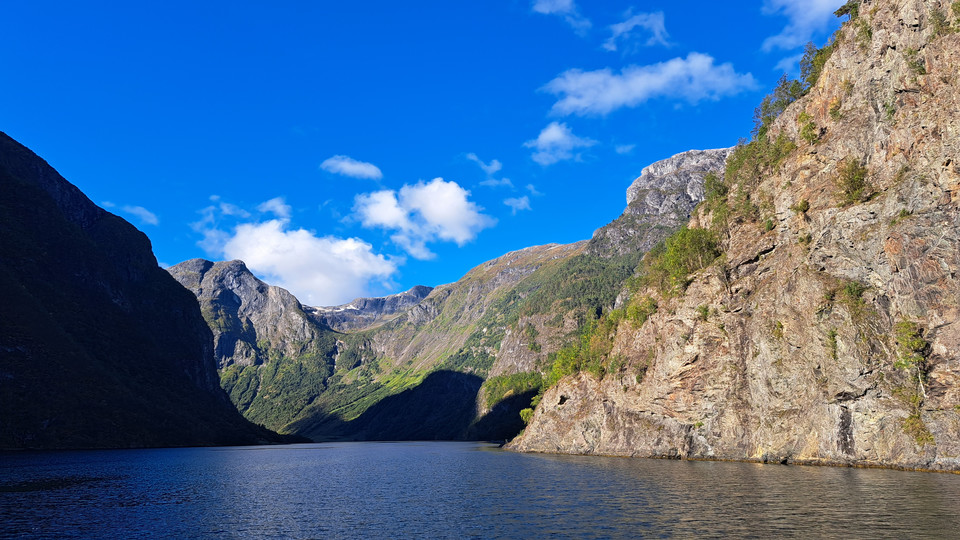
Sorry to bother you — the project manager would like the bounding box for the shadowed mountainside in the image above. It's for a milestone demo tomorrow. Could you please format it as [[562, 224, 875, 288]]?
[[0, 131, 288, 449], [289, 371, 485, 441]]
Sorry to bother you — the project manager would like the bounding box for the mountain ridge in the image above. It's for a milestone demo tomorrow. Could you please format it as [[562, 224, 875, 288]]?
[[308, 285, 434, 332]]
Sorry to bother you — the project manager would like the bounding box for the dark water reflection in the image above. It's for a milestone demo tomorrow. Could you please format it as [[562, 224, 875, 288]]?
[[2, 442, 959, 538]]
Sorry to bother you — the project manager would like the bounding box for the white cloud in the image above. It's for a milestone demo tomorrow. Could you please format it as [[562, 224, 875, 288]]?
[[320, 155, 384, 180], [193, 205, 231, 255], [102, 201, 160, 226], [468, 153, 513, 188], [466, 153, 503, 176], [209, 197, 251, 218], [615, 144, 636, 155], [122, 205, 159, 226], [774, 52, 805, 74], [504, 196, 532, 215], [353, 190, 412, 231], [524, 122, 597, 166], [193, 202, 233, 254], [353, 178, 496, 259], [531, 0, 591, 34], [762, 0, 846, 52], [603, 11, 669, 52], [532, 0, 575, 13], [217, 201, 251, 218], [401, 180, 494, 244], [193, 198, 397, 305], [222, 221, 396, 306], [526, 184, 543, 196], [543, 53, 757, 116], [480, 177, 515, 188], [257, 197, 292, 219]]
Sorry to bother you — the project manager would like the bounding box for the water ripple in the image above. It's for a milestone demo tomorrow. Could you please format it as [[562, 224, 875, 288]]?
[[1, 443, 959, 539]]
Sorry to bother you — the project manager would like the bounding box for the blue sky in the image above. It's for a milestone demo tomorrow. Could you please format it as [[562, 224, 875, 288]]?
[[1, 0, 844, 306]]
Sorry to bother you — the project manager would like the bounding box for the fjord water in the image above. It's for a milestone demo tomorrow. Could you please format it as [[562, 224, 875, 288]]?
[[2, 443, 960, 538]]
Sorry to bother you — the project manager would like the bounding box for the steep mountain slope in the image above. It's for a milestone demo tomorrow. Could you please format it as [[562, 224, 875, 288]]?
[[167, 259, 340, 430], [0, 132, 285, 449], [169, 259, 334, 369], [294, 242, 596, 441], [512, 0, 960, 471]]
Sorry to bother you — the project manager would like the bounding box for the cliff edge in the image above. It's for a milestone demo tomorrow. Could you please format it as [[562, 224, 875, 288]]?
[[511, 0, 960, 472]]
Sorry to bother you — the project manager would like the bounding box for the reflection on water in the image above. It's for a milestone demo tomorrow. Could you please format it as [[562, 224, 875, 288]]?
[[2, 442, 959, 538], [0, 476, 112, 493]]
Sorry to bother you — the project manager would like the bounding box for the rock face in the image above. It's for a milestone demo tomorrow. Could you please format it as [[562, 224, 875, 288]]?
[[167, 258, 340, 432], [511, 0, 960, 472], [309, 286, 433, 332], [588, 147, 733, 257], [625, 148, 733, 208], [0, 132, 283, 449], [168, 259, 333, 369]]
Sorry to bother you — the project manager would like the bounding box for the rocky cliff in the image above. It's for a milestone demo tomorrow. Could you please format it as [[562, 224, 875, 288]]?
[[167, 258, 342, 432], [168, 259, 335, 369], [511, 0, 960, 472], [0, 132, 285, 449], [588, 148, 733, 257]]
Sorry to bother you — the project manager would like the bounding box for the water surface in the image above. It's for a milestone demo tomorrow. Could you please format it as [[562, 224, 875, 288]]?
[[2, 442, 959, 538]]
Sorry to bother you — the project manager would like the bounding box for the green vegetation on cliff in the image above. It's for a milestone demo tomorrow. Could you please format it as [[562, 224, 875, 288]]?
[[483, 372, 543, 409], [511, 252, 643, 322], [220, 347, 336, 429], [514, 1, 960, 471], [640, 227, 720, 296], [531, 223, 719, 396], [524, 42, 830, 403]]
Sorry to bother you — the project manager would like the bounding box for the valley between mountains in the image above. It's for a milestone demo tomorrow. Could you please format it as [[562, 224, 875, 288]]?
[[3, 0, 960, 472], [165, 146, 722, 442]]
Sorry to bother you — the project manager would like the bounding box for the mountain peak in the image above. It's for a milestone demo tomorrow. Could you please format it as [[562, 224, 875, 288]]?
[[588, 147, 733, 258], [626, 147, 734, 207]]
